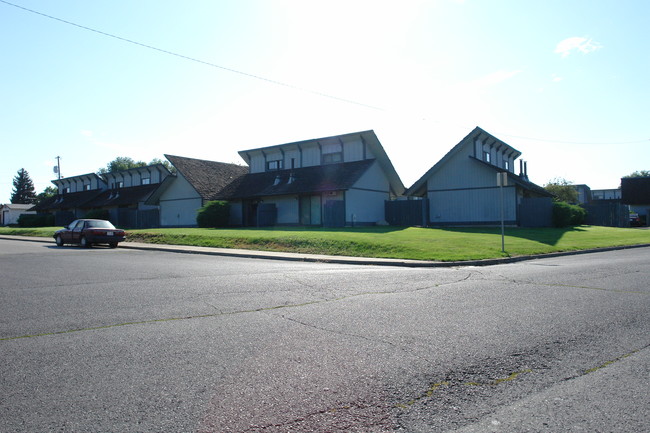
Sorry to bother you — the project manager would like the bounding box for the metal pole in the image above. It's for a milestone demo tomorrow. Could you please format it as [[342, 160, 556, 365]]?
[[500, 182, 505, 252]]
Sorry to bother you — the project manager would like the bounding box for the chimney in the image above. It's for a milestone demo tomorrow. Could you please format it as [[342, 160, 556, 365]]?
[[524, 161, 528, 180]]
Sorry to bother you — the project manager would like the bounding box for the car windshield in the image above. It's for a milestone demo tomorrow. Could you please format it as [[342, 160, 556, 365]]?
[[86, 220, 116, 229]]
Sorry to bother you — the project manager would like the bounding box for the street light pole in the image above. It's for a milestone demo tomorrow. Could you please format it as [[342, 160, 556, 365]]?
[[497, 172, 507, 253]]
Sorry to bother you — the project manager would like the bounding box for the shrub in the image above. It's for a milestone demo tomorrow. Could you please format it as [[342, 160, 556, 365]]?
[[17, 213, 55, 227], [552, 202, 586, 227], [197, 201, 231, 228], [84, 209, 110, 220]]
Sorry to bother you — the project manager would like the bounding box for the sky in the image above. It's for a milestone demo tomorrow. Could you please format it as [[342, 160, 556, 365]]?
[[1, 0, 649, 202]]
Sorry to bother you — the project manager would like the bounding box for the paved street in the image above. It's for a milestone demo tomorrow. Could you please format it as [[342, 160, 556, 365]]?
[[1, 238, 649, 432]]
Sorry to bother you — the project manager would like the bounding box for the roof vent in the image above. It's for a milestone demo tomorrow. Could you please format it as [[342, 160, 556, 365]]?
[[288, 173, 295, 184], [273, 175, 281, 186]]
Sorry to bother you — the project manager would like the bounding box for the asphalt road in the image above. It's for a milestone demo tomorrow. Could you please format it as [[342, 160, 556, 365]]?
[[1, 238, 649, 432]]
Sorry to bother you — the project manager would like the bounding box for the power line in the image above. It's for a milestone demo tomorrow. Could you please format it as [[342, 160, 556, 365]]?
[[0, 0, 384, 111], [1, 0, 647, 147]]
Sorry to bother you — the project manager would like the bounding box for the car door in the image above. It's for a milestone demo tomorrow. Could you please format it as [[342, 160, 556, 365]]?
[[60, 220, 78, 243], [70, 220, 86, 243]]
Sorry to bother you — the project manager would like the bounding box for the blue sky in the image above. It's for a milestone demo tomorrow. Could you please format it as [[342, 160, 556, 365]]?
[[1, 0, 648, 202]]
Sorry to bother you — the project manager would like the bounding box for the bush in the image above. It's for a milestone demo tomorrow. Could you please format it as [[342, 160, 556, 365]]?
[[17, 213, 55, 227], [552, 202, 586, 227], [196, 201, 231, 228], [84, 209, 110, 220]]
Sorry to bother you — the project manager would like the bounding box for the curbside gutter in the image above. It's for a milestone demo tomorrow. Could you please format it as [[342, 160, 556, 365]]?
[[1, 234, 649, 268]]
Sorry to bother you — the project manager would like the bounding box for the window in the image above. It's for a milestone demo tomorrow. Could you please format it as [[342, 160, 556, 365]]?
[[112, 181, 124, 189], [504, 160, 509, 171], [63, 187, 70, 194], [267, 160, 283, 171], [322, 152, 343, 164], [483, 151, 491, 163], [142, 178, 151, 185], [84, 184, 91, 191]]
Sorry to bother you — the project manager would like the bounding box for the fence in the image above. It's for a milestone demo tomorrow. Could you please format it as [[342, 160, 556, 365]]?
[[384, 199, 429, 226]]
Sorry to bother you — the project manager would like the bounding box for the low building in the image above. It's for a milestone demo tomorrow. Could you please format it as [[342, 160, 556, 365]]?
[[406, 127, 553, 227], [217, 130, 405, 227], [33, 165, 172, 227], [1, 203, 36, 226], [621, 177, 650, 226]]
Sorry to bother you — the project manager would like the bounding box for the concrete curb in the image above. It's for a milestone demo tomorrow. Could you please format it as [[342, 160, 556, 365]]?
[[1, 234, 649, 268]]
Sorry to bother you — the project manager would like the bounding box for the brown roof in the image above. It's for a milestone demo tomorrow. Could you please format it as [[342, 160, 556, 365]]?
[[90, 184, 162, 207], [33, 190, 103, 211], [216, 159, 375, 200], [165, 154, 248, 200]]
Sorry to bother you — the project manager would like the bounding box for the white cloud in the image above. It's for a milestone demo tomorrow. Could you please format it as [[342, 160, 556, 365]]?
[[554, 37, 602, 57], [551, 74, 563, 83]]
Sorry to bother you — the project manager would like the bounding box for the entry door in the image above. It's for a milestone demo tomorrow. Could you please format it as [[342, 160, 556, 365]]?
[[300, 195, 322, 226]]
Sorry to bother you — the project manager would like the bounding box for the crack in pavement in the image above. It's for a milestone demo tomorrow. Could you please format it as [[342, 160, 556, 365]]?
[[0, 276, 467, 342]]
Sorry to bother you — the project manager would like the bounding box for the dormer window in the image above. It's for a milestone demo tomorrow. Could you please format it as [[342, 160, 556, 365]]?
[[142, 177, 151, 185], [84, 184, 91, 191], [63, 187, 70, 194], [322, 152, 342, 164], [267, 160, 283, 171], [504, 160, 509, 171]]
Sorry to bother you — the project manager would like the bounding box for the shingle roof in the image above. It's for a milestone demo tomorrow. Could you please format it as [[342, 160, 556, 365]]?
[[165, 154, 248, 200], [90, 184, 162, 207], [33, 190, 104, 211], [216, 159, 375, 200]]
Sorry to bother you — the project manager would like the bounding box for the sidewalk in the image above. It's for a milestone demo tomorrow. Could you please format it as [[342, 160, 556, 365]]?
[[2, 234, 649, 268]]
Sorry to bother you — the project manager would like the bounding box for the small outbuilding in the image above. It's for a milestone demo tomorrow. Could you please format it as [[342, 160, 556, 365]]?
[[1, 203, 36, 226]]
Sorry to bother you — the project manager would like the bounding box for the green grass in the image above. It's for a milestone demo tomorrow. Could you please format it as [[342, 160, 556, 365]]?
[[2, 225, 649, 261]]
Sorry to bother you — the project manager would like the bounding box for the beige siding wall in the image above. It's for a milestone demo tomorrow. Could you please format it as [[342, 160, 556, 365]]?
[[158, 173, 202, 227]]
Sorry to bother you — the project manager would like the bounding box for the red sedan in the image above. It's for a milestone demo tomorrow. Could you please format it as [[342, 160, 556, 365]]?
[[54, 219, 126, 248]]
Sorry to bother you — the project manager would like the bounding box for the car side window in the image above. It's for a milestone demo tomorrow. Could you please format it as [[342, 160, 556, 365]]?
[[68, 220, 79, 230]]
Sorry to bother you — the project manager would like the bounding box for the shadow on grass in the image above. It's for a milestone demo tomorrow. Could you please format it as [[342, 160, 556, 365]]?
[[436, 226, 587, 246]]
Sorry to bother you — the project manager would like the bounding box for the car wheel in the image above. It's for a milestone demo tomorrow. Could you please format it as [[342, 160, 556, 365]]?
[[55, 235, 63, 247], [109, 242, 118, 249], [80, 236, 91, 248]]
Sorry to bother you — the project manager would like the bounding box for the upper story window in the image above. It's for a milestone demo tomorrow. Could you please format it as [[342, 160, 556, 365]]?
[[112, 181, 124, 189], [504, 160, 509, 171], [483, 151, 491, 163], [63, 187, 70, 194], [142, 177, 151, 185], [267, 160, 283, 171], [84, 184, 91, 191], [322, 152, 343, 164]]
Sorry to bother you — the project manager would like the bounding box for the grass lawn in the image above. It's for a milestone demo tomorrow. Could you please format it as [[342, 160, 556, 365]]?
[[1, 225, 649, 261]]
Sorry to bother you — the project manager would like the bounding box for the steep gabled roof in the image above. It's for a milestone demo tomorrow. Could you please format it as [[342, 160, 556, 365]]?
[[216, 159, 375, 200], [407, 126, 523, 196], [164, 154, 248, 200]]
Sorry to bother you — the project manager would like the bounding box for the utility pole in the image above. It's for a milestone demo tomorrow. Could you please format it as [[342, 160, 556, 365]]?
[[54, 156, 61, 180]]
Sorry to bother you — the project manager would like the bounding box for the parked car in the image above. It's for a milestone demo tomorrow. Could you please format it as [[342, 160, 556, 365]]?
[[54, 219, 126, 248], [630, 212, 642, 227]]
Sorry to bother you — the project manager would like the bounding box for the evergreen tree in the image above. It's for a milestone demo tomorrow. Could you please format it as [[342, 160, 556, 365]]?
[[11, 168, 37, 204]]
